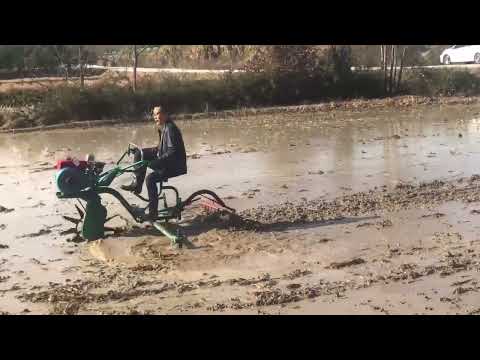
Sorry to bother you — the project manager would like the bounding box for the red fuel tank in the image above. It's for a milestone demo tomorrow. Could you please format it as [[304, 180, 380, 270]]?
[[55, 159, 88, 171]]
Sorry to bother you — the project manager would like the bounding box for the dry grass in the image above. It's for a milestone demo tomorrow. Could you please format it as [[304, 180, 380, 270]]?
[[0, 70, 225, 93], [1, 67, 480, 131]]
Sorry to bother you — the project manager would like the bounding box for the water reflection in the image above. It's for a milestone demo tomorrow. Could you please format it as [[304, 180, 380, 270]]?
[[1, 104, 480, 195]]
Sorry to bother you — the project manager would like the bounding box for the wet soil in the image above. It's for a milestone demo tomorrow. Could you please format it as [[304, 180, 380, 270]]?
[[2, 101, 480, 314]]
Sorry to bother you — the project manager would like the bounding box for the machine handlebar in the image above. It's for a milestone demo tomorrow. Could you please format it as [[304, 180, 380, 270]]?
[[128, 143, 144, 161]]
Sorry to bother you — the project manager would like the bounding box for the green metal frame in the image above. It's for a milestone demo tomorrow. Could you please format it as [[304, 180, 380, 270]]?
[[57, 144, 185, 246], [56, 144, 234, 247]]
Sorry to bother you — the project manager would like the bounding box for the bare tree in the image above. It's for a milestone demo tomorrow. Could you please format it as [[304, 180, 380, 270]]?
[[225, 45, 236, 69], [380, 45, 384, 70], [132, 45, 149, 92], [78, 45, 84, 88], [381, 45, 408, 95], [52, 45, 73, 81], [77, 46, 97, 88], [392, 47, 398, 90], [396, 46, 407, 91], [382, 45, 388, 94], [52, 45, 90, 85], [202, 45, 214, 61], [388, 45, 396, 94]]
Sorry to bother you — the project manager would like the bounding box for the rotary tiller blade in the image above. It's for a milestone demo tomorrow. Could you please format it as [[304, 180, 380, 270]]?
[[75, 204, 84, 219], [62, 215, 82, 225], [60, 228, 79, 236]]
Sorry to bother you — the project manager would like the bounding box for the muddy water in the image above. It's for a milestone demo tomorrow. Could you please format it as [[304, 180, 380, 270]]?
[[2, 104, 480, 210], [2, 103, 480, 314]]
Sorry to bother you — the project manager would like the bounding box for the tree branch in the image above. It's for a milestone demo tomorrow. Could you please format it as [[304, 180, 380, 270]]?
[[136, 45, 150, 55]]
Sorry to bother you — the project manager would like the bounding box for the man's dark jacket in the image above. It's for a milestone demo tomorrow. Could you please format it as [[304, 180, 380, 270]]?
[[151, 119, 187, 178]]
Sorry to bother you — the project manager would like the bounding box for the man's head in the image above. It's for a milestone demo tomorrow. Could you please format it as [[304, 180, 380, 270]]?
[[153, 106, 168, 128]]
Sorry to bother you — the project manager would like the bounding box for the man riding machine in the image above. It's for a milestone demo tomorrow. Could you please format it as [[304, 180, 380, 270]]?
[[54, 106, 234, 247]]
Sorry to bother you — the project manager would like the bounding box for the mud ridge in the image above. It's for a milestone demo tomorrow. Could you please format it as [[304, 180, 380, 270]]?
[[238, 175, 480, 228]]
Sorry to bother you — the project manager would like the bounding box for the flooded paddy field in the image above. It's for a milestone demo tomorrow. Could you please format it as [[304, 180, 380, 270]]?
[[2, 103, 480, 314]]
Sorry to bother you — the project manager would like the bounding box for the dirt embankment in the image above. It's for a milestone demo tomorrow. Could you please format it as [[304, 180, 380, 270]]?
[[2, 95, 480, 134]]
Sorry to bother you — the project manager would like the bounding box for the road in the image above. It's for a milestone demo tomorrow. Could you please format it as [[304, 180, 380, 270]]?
[[351, 64, 480, 71], [88, 63, 480, 74], [2, 63, 479, 88], [86, 64, 244, 74]]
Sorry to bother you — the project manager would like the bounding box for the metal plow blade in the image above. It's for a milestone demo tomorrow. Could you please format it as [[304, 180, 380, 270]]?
[[200, 197, 235, 213]]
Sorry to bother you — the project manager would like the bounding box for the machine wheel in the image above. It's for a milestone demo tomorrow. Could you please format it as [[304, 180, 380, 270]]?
[[443, 55, 451, 65], [56, 167, 85, 194]]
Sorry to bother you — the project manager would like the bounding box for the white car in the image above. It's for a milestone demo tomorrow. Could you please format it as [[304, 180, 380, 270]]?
[[440, 45, 480, 65]]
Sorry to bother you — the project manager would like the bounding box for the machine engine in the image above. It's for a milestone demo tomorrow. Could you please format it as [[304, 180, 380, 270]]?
[[55, 155, 104, 195]]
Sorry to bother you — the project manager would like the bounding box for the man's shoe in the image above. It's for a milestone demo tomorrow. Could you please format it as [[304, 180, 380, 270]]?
[[121, 181, 141, 194]]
